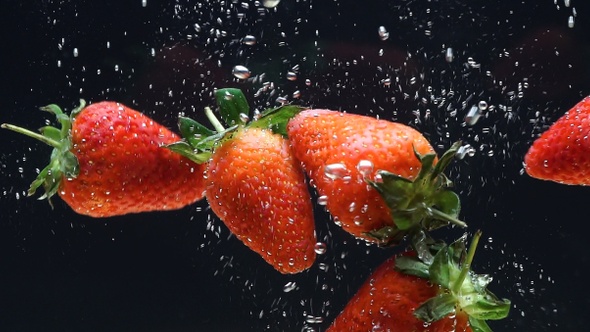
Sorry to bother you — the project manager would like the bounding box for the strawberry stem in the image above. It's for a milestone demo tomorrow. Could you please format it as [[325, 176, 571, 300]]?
[[1, 123, 62, 149], [452, 230, 482, 294], [204, 106, 226, 132]]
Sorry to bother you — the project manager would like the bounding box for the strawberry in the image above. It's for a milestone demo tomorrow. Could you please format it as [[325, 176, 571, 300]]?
[[287, 109, 465, 245], [327, 231, 511, 332], [168, 88, 316, 274], [2, 100, 207, 217], [525, 95, 590, 185]]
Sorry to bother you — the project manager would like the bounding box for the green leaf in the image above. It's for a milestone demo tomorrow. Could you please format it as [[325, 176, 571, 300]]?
[[468, 317, 493, 332], [410, 229, 436, 265], [28, 165, 51, 196], [414, 293, 457, 322], [215, 88, 250, 127], [364, 225, 405, 246], [368, 170, 414, 209], [39, 126, 62, 142], [429, 245, 455, 288], [250, 104, 304, 136], [415, 150, 437, 182], [178, 116, 215, 147], [432, 190, 461, 219], [394, 255, 430, 279], [391, 209, 420, 230], [61, 151, 80, 178], [431, 140, 461, 181], [165, 141, 211, 164], [464, 292, 511, 320]]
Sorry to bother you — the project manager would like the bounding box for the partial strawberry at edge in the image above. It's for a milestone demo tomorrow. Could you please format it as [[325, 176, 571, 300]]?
[[525, 95, 590, 185], [2, 100, 207, 217], [328, 231, 511, 332], [287, 109, 465, 246]]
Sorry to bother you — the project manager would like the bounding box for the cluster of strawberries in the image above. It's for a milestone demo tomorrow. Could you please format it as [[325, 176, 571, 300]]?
[[10, 88, 586, 330]]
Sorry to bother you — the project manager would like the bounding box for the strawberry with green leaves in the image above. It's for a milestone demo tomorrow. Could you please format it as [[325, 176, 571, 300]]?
[[169, 89, 316, 274], [525, 95, 590, 185], [287, 109, 465, 246], [327, 231, 510, 332], [2, 101, 207, 217]]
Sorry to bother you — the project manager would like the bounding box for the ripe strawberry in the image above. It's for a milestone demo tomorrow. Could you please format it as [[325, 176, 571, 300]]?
[[327, 231, 510, 331], [169, 88, 316, 274], [287, 109, 465, 245], [2, 100, 207, 217], [206, 127, 316, 273], [525, 95, 590, 185]]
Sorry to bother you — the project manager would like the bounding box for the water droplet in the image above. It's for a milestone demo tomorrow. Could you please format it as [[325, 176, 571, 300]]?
[[354, 217, 363, 226], [465, 105, 482, 126], [445, 47, 454, 62], [378, 26, 389, 40], [455, 144, 475, 160], [286, 71, 297, 81], [239, 113, 249, 123], [242, 35, 257, 45], [73, 48, 79, 57], [478, 100, 488, 111], [314, 242, 327, 255], [141, 0, 147, 7], [356, 160, 374, 178], [568, 15, 575, 28], [232, 65, 251, 79], [374, 173, 383, 183], [317, 195, 328, 206], [305, 315, 324, 324], [292, 90, 301, 98], [283, 281, 297, 292], [324, 163, 348, 180], [262, 0, 281, 8], [305, 79, 312, 86]]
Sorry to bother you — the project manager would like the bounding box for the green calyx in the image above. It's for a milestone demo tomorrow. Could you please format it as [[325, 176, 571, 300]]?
[[395, 230, 511, 332], [1, 100, 85, 205], [166, 88, 304, 163], [365, 141, 466, 245]]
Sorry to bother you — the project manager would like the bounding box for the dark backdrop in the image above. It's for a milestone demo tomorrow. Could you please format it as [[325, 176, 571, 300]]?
[[1, 0, 589, 331]]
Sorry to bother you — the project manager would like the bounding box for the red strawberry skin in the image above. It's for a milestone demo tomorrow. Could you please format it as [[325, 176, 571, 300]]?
[[205, 127, 316, 274], [327, 254, 471, 332], [525, 96, 590, 185], [287, 109, 435, 242], [59, 102, 207, 217]]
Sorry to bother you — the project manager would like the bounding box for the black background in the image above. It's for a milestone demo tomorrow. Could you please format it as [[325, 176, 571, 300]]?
[[1, 0, 590, 331]]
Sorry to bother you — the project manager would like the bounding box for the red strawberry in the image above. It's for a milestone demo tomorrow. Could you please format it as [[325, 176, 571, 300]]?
[[287, 109, 465, 245], [327, 231, 510, 331], [169, 88, 316, 274], [525, 95, 590, 185], [2, 100, 206, 217], [206, 127, 316, 274]]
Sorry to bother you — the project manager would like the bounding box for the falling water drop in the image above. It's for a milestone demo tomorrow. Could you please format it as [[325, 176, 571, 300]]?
[[262, 0, 281, 8], [232, 65, 251, 79]]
